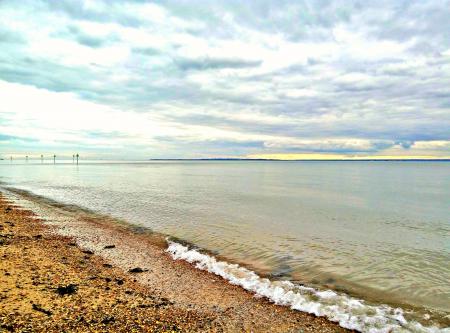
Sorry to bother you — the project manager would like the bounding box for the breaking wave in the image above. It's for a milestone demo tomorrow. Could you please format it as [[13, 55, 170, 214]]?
[[166, 241, 449, 333]]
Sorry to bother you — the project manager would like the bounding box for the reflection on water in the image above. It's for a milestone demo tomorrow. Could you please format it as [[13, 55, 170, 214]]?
[[1, 161, 449, 319]]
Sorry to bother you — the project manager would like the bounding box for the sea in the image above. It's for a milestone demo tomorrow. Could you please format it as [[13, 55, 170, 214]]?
[[1, 160, 449, 332]]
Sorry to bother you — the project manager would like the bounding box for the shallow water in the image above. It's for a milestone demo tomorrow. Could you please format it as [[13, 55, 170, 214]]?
[[1, 160, 449, 328]]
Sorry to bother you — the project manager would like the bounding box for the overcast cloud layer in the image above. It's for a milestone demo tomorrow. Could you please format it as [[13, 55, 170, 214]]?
[[1, 0, 449, 159]]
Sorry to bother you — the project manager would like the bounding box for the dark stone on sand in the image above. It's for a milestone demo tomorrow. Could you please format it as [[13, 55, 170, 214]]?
[[101, 316, 115, 324], [116, 278, 124, 285], [104, 245, 116, 249], [68, 242, 76, 246], [1, 323, 14, 332], [103, 263, 113, 268], [129, 267, 145, 273], [105, 277, 112, 282], [5, 207, 12, 212], [334, 285, 349, 293], [129, 225, 149, 234], [32, 303, 53, 316], [82, 250, 94, 255], [33, 234, 43, 239], [56, 284, 78, 296], [155, 298, 173, 308]]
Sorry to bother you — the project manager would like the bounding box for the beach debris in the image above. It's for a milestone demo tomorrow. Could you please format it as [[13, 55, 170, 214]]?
[[55, 283, 78, 296], [0, 235, 12, 246], [129, 225, 151, 234], [154, 298, 173, 308], [32, 303, 53, 316], [5, 207, 12, 213], [101, 316, 115, 325], [104, 245, 115, 249], [128, 267, 145, 273], [0, 323, 13, 332]]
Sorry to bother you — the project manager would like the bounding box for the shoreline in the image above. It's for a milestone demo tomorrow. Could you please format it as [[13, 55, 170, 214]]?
[[0, 190, 349, 332]]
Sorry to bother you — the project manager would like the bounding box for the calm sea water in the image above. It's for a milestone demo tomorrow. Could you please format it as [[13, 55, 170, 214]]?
[[1, 160, 449, 322]]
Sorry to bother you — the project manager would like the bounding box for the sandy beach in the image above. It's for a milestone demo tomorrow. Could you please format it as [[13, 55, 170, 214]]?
[[0, 190, 350, 332]]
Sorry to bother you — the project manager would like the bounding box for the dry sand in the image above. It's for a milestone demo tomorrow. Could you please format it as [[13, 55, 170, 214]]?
[[0, 191, 350, 332]]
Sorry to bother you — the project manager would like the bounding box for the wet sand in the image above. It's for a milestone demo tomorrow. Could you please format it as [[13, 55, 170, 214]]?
[[0, 191, 350, 332]]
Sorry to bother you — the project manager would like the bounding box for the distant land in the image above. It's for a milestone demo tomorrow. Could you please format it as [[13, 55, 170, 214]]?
[[149, 158, 450, 162]]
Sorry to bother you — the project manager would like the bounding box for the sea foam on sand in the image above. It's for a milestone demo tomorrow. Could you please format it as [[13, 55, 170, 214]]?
[[166, 241, 449, 333]]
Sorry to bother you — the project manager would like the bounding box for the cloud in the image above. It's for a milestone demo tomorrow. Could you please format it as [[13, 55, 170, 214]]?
[[260, 138, 402, 153], [0, 134, 36, 142], [60, 25, 119, 48], [0, 0, 449, 158], [176, 56, 262, 71]]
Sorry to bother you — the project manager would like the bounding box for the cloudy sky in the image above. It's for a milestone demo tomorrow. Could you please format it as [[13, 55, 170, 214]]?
[[1, 0, 449, 160]]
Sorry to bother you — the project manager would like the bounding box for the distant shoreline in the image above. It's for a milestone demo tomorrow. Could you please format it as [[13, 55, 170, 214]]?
[[148, 158, 450, 162]]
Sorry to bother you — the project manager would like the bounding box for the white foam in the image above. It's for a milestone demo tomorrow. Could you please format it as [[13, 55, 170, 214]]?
[[166, 241, 449, 333]]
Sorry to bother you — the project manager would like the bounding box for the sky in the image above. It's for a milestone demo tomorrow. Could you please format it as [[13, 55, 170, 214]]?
[[0, 0, 449, 160]]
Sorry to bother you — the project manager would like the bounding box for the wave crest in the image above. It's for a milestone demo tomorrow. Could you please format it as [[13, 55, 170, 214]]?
[[166, 241, 448, 333]]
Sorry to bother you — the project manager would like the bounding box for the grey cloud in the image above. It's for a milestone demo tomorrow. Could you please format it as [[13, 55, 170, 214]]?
[[51, 25, 120, 48], [175, 57, 262, 71], [0, 28, 25, 44], [395, 141, 414, 149], [132, 47, 161, 56], [0, 134, 37, 142], [0, 56, 97, 95], [85, 131, 132, 139], [369, 2, 450, 43], [153, 136, 265, 157], [44, 0, 142, 27], [74, 33, 109, 48], [0, 134, 18, 141]]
